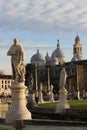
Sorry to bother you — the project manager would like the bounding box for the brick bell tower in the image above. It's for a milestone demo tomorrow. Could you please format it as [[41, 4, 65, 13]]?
[[73, 34, 82, 58]]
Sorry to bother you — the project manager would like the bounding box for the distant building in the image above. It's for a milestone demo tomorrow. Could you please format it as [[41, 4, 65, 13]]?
[[0, 75, 13, 96], [30, 40, 67, 66], [25, 35, 87, 98]]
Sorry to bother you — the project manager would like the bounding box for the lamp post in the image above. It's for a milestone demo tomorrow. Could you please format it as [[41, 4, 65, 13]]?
[[83, 88, 86, 100], [46, 65, 51, 95], [48, 67, 50, 92], [76, 65, 80, 100], [35, 65, 38, 97]]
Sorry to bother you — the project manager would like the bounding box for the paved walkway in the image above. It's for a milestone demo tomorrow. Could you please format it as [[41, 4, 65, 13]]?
[[0, 124, 87, 130], [26, 125, 87, 130], [0, 119, 87, 130]]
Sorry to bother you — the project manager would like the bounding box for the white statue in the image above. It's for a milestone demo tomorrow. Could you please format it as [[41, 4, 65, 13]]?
[[56, 68, 70, 113], [7, 38, 25, 83], [39, 83, 42, 92], [51, 84, 53, 92], [59, 67, 67, 90]]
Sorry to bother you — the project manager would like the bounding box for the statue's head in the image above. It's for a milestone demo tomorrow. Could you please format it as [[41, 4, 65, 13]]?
[[13, 38, 19, 45]]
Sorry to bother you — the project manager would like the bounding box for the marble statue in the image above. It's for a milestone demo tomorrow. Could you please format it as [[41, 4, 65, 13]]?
[[7, 38, 25, 83], [38, 82, 44, 103], [50, 84, 53, 92], [56, 67, 70, 113], [39, 82, 42, 92], [59, 67, 67, 90], [49, 84, 54, 102], [6, 39, 32, 124]]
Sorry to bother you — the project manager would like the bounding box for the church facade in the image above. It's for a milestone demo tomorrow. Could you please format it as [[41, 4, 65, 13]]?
[[25, 35, 87, 99]]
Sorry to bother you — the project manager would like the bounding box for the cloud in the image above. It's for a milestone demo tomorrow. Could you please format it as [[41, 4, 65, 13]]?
[[1, 0, 87, 74], [0, 0, 87, 34], [0, 36, 5, 43]]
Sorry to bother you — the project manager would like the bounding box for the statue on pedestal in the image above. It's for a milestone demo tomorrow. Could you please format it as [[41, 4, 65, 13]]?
[[55, 67, 70, 113], [6, 38, 31, 124], [39, 82, 43, 93], [50, 84, 53, 93], [49, 84, 54, 102], [59, 67, 67, 90], [28, 73, 37, 107], [7, 38, 25, 83], [38, 82, 44, 104]]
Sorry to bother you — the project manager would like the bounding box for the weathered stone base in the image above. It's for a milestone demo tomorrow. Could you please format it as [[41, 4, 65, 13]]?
[[28, 94, 37, 107], [49, 92, 54, 102], [56, 89, 70, 113], [6, 82, 31, 124], [38, 93, 44, 104]]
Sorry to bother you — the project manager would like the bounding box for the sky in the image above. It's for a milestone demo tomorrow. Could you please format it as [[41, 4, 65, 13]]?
[[0, 0, 87, 74]]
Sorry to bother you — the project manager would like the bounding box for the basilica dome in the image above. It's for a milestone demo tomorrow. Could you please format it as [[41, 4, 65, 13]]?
[[31, 50, 45, 66], [31, 50, 45, 62], [51, 56, 59, 65], [51, 40, 67, 65]]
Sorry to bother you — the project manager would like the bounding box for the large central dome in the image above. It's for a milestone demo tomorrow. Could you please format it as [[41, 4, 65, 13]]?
[[51, 40, 67, 65], [51, 44, 65, 58]]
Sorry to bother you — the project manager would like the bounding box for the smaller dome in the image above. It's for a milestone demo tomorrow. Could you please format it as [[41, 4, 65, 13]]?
[[31, 50, 45, 62], [51, 44, 65, 58], [71, 54, 82, 62]]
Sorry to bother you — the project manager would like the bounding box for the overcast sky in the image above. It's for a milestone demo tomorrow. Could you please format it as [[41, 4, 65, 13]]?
[[0, 0, 87, 74]]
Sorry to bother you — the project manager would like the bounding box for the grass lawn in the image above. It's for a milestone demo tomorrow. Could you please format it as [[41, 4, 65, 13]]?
[[38, 100, 87, 109], [0, 128, 13, 130]]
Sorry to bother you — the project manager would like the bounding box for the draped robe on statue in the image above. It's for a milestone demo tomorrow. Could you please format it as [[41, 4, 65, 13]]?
[[7, 41, 25, 82]]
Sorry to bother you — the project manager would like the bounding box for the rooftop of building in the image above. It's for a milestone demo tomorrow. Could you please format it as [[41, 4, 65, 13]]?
[[0, 75, 12, 79]]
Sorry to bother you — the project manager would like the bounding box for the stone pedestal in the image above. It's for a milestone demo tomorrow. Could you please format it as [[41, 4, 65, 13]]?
[[49, 92, 54, 102], [28, 93, 37, 107], [56, 89, 70, 113], [76, 90, 80, 100], [38, 92, 44, 104], [6, 82, 31, 124]]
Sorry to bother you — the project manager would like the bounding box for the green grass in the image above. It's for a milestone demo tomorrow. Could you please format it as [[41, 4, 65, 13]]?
[[0, 128, 13, 130], [38, 100, 87, 109], [69, 100, 87, 108], [38, 102, 57, 108]]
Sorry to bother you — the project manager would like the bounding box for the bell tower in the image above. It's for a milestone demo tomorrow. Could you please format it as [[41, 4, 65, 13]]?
[[73, 35, 82, 58]]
